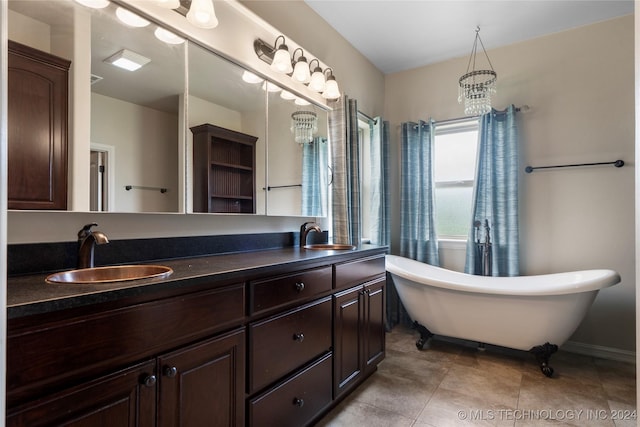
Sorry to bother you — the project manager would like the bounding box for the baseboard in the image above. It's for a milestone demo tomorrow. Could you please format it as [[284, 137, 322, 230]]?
[[561, 340, 636, 364]]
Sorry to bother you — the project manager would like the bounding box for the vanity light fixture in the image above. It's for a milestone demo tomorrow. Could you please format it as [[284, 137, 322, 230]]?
[[308, 59, 325, 92], [291, 111, 318, 144], [242, 71, 264, 84], [271, 36, 293, 74], [116, 7, 150, 27], [74, 0, 110, 8], [186, 0, 219, 29], [292, 48, 311, 84], [458, 26, 497, 115], [154, 27, 185, 44], [104, 49, 151, 71], [294, 97, 311, 106], [253, 36, 340, 100], [321, 68, 341, 100]]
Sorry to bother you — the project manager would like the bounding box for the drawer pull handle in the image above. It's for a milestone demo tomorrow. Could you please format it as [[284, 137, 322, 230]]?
[[293, 397, 305, 407], [163, 366, 178, 378], [295, 282, 305, 292], [293, 333, 305, 342], [141, 374, 157, 388]]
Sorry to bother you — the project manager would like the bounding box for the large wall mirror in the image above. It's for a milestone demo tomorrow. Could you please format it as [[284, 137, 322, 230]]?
[[266, 90, 329, 217], [7, 0, 329, 217]]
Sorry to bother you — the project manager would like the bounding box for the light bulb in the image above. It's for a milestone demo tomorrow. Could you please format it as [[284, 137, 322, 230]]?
[[187, 0, 219, 29]]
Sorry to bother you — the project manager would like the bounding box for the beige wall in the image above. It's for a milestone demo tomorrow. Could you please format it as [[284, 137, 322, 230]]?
[[385, 15, 635, 353]]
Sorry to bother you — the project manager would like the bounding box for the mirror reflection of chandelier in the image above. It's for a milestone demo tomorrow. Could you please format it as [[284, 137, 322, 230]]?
[[291, 111, 318, 144], [458, 27, 497, 116]]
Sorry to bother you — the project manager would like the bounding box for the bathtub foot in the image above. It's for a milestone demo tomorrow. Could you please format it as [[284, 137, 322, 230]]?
[[529, 342, 558, 378], [413, 321, 433, 350]]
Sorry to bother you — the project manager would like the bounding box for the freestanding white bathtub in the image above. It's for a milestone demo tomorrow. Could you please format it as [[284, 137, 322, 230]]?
[[386, 255, 621, 376]]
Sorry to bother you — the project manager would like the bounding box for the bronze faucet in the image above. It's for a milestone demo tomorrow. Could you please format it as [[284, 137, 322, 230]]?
[[77, 223, 109, 269], [300, 221, 321, 247]]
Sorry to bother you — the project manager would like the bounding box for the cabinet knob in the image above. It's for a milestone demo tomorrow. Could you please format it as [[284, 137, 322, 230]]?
[[294, 282, 305, 292], [163, 366, 178, 378], [141, 374, 157, 388], [293, 332, 305, 342], [293, 397, 305, 407]]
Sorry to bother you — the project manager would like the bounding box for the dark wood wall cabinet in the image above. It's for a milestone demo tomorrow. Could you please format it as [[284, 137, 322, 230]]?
[[190, 123, 258, 213], [8, 40, 70, 210], [6, 249, 387, 426]]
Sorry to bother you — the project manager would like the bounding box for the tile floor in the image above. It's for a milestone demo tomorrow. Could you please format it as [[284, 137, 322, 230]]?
[[316, 325, 636, 427]]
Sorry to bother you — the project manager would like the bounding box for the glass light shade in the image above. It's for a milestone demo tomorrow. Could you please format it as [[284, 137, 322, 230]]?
[[262, 81, 282, 92], [295, 97, 311, 106], [74, 0, 110, 8], [308, 69, 325, 92], [292, 59, 311, 83], [271, 47, 293, 74], [116, 7, 150, 27], [154, 27, 185, 45], [242, 71, 263, 84], [280, 90, 297, 100], [187, 0, 219, 29], [322, 78, 340, 100], [155, 0, 180, 8]]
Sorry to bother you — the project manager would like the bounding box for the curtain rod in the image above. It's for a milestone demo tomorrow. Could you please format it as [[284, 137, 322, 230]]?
[[357, 111, 378, 125], [435, 104, 529, 126]]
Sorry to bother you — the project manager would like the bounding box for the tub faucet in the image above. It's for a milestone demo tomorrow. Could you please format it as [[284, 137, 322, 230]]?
[[77, 223, 109, 269], [300, 221, 321, 247]]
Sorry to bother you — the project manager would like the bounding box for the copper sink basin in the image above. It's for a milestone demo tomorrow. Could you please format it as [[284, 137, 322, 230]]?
[[46, 265, 173, 284], [303, 244, 357, 250]]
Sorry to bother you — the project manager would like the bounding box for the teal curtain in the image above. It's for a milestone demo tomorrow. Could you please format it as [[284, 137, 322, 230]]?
[[369, 117, 390, 247], [400, 120, 439, 265], [465, 106, 519, 276], [328, 96, 361, 245], [301, 137, 328, 217]]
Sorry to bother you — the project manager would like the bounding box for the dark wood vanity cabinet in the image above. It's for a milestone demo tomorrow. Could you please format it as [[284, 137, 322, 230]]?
[[6, 249, 387, 427], [190, 123, 258, 213], [8, 40, 70, 210]]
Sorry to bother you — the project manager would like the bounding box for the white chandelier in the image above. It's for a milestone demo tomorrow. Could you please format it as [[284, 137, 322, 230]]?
[[458, 27, 497, 116], [291, 111, 318, 144]]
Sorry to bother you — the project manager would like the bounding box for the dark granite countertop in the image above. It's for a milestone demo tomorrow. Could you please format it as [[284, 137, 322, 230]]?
[[8, 245, 387, 319]]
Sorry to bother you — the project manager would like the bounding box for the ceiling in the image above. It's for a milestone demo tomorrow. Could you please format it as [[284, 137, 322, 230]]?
[[304, 0, 634, 74]]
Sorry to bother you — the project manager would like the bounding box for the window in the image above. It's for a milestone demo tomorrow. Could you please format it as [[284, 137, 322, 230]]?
[[433, 118, 479, 239]]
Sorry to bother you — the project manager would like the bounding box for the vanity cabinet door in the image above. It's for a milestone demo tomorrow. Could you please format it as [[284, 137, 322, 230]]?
[[157, 328, 245, 427], [6, 360, 156, 427], [8, 40, 70, 210], [333, 276, 386, 399]]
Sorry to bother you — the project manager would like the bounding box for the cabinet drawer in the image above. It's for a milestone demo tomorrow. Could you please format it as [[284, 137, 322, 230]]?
[[8, 283, 245, 406], [249, 297, 331, 393], [249, 266, 332, 315], [249, 352, 332, 427], [334, 254, 385, 290]]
